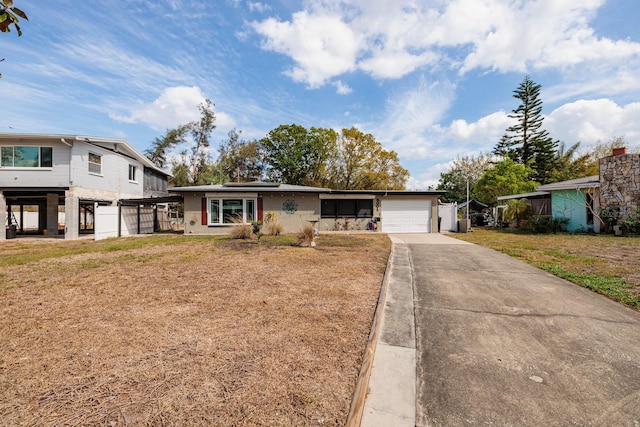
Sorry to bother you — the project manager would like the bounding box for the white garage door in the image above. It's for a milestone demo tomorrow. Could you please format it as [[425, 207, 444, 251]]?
[[381, 199, 432, 233]]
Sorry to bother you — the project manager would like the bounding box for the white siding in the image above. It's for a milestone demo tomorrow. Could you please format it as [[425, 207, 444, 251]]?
[[71, 142, 144, 197], [0, 139, 71, 187]]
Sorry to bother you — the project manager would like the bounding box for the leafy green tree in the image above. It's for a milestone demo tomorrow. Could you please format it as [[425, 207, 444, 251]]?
[[260, 124, 325, 185], [170, 99, 217, 186], [493, 76, 557, 184], [474, 158, 538, 205], [327, 127, 408, 190], [145, 125, 189, 169], [550, 141, 593, 182], [437, 153, 493, 203], [218, 129, 264, 182], [304, 127, 338, 187]]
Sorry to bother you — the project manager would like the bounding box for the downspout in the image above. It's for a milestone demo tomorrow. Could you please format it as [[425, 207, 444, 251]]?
[[117, 201, 122, 237]]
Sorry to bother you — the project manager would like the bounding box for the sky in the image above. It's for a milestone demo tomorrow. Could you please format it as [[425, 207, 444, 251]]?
[[2, 0, 640, 189]]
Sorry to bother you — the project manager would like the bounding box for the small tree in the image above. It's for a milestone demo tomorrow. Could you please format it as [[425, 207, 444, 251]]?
[[474, 158, 538, 205], [145, 126, 189, 169], [437, 153, 493, 203], [169, 99, 217, 186], [493, 76, 557, 184], [503, 199, 532, 226]]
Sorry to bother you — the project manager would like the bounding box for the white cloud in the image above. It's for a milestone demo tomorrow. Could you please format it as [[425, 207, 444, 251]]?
[[248, 2, 271, 13], [448, 112, 512, 141], [546, 99, 640, 145], [334, 80, 352, 95], [252, 11, 361, 87], [373, 76, 456, 158], [110, 86, 236, 131], [252, 0, 640, 89]]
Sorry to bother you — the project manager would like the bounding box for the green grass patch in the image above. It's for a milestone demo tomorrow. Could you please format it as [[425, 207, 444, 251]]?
[[540, 263, 639, 308], [453, 228, 640, 310]]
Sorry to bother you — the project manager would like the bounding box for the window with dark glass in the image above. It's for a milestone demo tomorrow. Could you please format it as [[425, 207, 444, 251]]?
[[321, 199, 373, 218], [356, 199, 373, 217], [321, 199, 337, 218], [40, 147, 53, 167], [586, 192, 594, 225], [128, 164, 137, 182]]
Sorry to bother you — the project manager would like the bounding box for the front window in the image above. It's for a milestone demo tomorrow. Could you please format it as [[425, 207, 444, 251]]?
[[208, 198, 256, 225], [321, 199, 373, 218], [0, 146, 52, 168], [88, 153, 102, 175]]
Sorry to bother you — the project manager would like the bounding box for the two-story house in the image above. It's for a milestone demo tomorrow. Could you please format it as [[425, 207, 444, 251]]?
[[1, 133, 171, 240]]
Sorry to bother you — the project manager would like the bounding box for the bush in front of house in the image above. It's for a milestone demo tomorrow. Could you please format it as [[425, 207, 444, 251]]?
[[263, 212, 284, 236], [229, 215, 257, 240], [297, 223, 316, 247]]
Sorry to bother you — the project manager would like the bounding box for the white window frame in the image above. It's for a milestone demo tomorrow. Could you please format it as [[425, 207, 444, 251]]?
[[128, 164, 137, 182], [208, 198, 257, 225], [88, 152, 102, 175]]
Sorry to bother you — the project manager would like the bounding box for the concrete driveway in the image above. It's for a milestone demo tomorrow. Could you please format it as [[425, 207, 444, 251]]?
[[363, 233, 640, 426]]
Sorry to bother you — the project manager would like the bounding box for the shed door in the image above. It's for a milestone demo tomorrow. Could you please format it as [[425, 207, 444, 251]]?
[[381, 199, 431, 233]]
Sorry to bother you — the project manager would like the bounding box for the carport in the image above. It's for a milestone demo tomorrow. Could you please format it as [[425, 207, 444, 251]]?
[[4, 189, 67, 238], [113, 195, 183, 239]]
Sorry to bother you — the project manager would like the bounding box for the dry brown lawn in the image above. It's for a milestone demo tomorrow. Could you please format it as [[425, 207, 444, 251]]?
[[0, 233, 391, 426]]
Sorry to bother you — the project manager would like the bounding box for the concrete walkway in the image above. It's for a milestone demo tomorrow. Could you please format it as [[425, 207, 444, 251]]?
[[362, 233, 640, 426]]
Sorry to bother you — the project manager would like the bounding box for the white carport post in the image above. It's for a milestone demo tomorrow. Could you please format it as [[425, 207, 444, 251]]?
[[0, 191, 6, 242], [65, 192, 79, 240]]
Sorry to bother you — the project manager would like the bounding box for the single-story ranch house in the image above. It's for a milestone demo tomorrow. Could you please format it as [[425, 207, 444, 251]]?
[[170, 182, 445, 234]]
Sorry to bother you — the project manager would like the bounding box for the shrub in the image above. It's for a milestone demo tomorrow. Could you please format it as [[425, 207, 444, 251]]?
[[621, 207, 640, 234], [263, 212, 284, 236], [525, 215, 570, 234], [264, 220, 284, 236], [230, 223, 256, 240], [297, 223, 316, 247], [229, 215, 256, 240]]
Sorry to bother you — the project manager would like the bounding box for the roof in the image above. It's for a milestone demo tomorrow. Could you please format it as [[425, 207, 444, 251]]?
[[171, 182, 332, 193], [536, 176, 600, 191], [458, 199, 489, 210], [0, 133, 169, 176], [170, 181, 445, 195], [497, 191, 550, 201]]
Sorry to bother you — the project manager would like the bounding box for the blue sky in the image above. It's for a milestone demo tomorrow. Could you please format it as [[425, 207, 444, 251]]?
[[2, 0, 640, 188]]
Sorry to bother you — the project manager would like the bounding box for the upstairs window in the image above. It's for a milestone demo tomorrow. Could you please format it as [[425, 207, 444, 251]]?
[[128, 165, 137, 182], [88, 153, 102, 175], [0, 146, 53, 168]]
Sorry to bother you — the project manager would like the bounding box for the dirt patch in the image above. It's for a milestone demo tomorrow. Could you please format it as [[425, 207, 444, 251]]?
[[0, 233, 390, 426]]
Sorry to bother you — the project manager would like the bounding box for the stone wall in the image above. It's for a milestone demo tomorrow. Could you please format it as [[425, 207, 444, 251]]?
[[599, 153, 640, 218]]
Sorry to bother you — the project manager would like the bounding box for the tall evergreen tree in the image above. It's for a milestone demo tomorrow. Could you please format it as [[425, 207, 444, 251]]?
[[493, 76, 557, 184]]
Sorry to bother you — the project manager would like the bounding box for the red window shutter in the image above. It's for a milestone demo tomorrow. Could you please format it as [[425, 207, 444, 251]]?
[[258, 198, 263, 222], [201, 198, 207, 225]]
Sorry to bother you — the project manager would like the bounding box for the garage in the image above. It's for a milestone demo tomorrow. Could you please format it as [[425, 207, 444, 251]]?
[[381, 199, 432, 233]]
